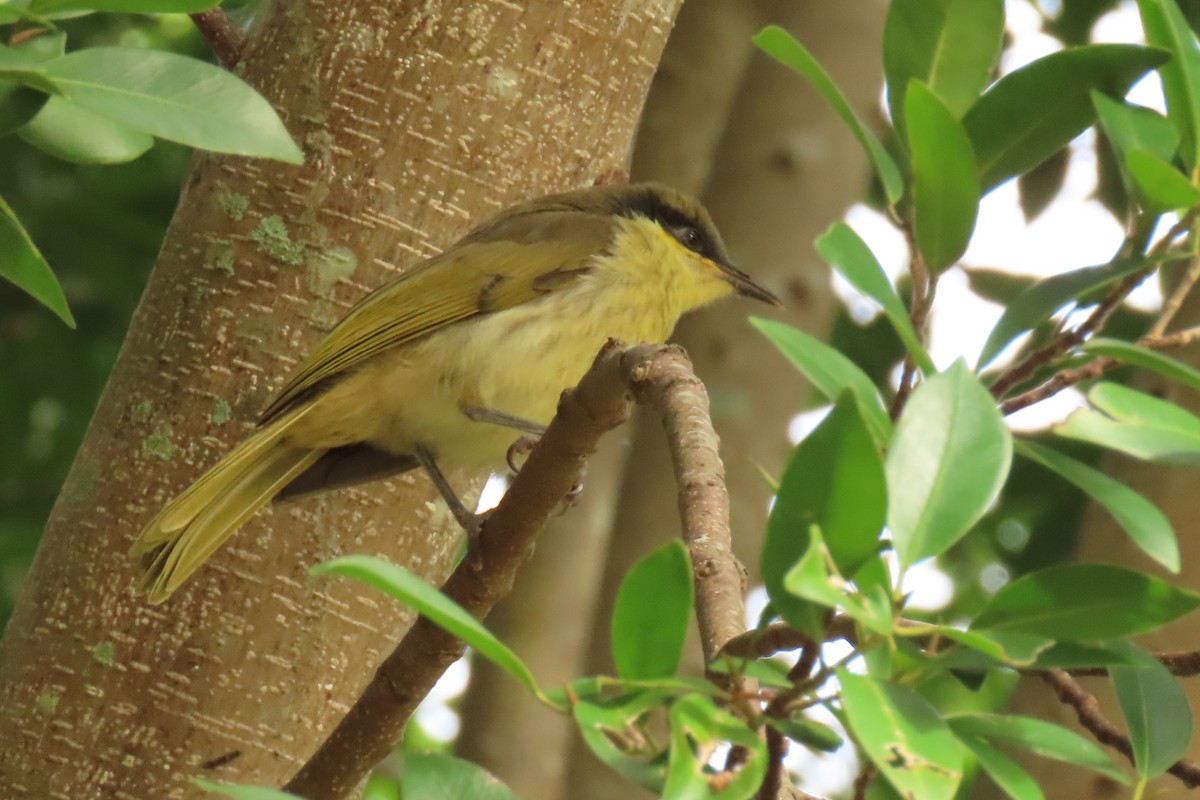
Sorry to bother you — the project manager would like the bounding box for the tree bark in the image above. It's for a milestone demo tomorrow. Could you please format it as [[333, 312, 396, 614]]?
[[0, 1, 680, 796]]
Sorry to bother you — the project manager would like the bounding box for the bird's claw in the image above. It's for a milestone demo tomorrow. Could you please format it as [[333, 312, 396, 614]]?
[[506, 434, 540, 474]]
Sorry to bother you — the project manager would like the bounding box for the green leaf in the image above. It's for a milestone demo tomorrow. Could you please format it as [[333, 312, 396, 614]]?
[[0, 42, 63, 95], [887, 361, 1011, 567], [1138, 0, 1200, 167], [1055, 381, 1200, 465], [195, 780, 301, 800], [973, 563, 1200, 639], [753, 25, 903, 205], [664, 694, 767, 799], [1085, 338, 1200, 395], [0, 82, 48, 135], [400, 752, 517, 800], [958, 735, 1045, 800], [40, 48, 303, 163], [311, 555, 544, 701], [0, 194, 74, 327], [612, 541, 693, 680], [906, 81, 980, 273], [1014, 439, 1178, 572], [976, 256, 1165, 369], [839, 671, 964, 800], [1108, 641, 1193, 779], [948, 713, 1128, 783], [883, 0, 1004, 136], [765, 716, 844, 753], [29, 0, 219, 13], [964, 44, 1169, 192], [750, 317, 892, 444], [573, 692, 668, 791], [19, 95, 154, 164], [1125, 148, 1200, 210], [782, 526, 892, 635], [915, 626, 1054, 668], [0, 34, 63, 134], [1092, 92, 1179, 163], [764, 395, 887, 632], [816, 222, 935, 373]]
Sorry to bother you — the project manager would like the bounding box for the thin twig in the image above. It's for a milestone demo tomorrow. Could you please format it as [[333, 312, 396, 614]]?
[[1041, 669, 1200, 789], [757, 726, 788, 800], [1066, 649, 1200, 678], [852, 761, 876, 800], [1146, 212, 1200, 337], [190, 9, 243, 69], [890, 239, 935, 420]]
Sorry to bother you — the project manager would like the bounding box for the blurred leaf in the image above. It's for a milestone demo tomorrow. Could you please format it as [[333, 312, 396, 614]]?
[[1138, 0, 1200, 167], [1018, 145, 1070, 222], [883, 0, 1004, 135], [1096, 129, 1132, 222], [1108, 640, 1194, 779], [664, 694, 767, 799], [1055, 381, 1200, 465], [311, 556, 545, 701], [765, 394, 886, 632], [817, 222, 934, 372], [754, 25, 904, 205], [977, 256, 1163, 369], [1126, 147, 1200, 211], [751, 317, 892, 443], [964, 44, 1169, 192], [0, 82, 48, 135], [400, 752, 517, 800], [958, 735, 1045, 800], [612, 541, 692, 680], [887, 361, 1011, 567], [195, 780, 300, 800], [0, 194, 74, 327], [19, 95, 154, 164], [29, 0, 219, 13], [918, 627, 1054, 668], [40, 48, 303, 162], [974, 563, 1200, 639], [766, 716, 844, 753], [963, 266, 1038, 306], [1092, 92, 1180, 162], [946, 713, 1127, 783], [1084, 337, 1200, 394], [840, 671, 964, 800], [1014, 439, 1178, 572], [0, 44, 63, 95], [907, 82, 980, 272]]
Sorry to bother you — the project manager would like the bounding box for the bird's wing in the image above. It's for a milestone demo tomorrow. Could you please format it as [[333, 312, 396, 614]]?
[[259, 212, 611, 424]]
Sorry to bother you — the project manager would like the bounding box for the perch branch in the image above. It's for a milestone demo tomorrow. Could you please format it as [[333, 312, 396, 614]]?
[[190, 9, 242, 69]]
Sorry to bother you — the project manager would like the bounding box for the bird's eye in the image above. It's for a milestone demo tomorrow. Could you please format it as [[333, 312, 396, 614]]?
[[674, 226, 702, 250]]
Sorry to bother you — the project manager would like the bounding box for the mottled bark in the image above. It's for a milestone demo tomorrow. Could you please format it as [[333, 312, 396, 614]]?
[[0, 0, 680, 797], [565, 2, 887, 798]]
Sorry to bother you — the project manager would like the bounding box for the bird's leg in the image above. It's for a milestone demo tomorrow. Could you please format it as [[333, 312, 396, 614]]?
[[414, 445, 486, 567], [461, 405, 587, 513]]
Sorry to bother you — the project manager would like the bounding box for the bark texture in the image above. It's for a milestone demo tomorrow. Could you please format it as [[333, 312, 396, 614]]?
[[0, 1, 680, 796]]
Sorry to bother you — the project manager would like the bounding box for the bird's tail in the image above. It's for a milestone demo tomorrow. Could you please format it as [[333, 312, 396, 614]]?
[[130, 407, 323, 604]]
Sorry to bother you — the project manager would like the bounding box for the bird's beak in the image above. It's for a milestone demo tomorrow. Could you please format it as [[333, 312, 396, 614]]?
[[718, 261, 782, 306]]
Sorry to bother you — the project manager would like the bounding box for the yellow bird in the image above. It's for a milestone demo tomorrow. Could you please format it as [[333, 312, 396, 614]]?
[[131, 182, 780, 602]]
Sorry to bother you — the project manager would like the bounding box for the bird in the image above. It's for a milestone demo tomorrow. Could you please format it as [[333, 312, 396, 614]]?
[[130, 182, 781, 603]]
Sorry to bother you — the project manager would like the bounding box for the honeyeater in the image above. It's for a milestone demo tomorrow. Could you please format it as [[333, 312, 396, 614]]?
[[131, 182, 780, 603]]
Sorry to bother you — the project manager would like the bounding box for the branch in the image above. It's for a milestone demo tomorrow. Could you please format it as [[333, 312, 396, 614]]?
[[1066, 649, 1200, 678], [285, 342, 749, 798], [190, 9, 242, 69], [1041, 668, 1200, 789]]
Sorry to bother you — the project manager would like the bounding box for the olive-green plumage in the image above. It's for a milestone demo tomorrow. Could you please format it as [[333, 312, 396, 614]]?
[[131, 182, 779, 603]]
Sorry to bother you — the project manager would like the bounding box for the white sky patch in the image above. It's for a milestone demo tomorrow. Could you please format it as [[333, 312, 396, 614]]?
[[787, 405, 833, 445], [900, 559, 955, 612]]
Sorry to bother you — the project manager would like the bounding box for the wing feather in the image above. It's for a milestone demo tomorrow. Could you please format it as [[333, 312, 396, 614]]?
[[259, 212, 611, 423]]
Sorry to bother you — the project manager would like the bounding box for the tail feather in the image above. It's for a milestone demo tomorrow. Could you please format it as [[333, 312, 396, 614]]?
[[132, 408, 323, 603]]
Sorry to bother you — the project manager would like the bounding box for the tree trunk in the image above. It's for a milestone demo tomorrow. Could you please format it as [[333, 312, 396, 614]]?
[[0, 1, 680, 796]]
